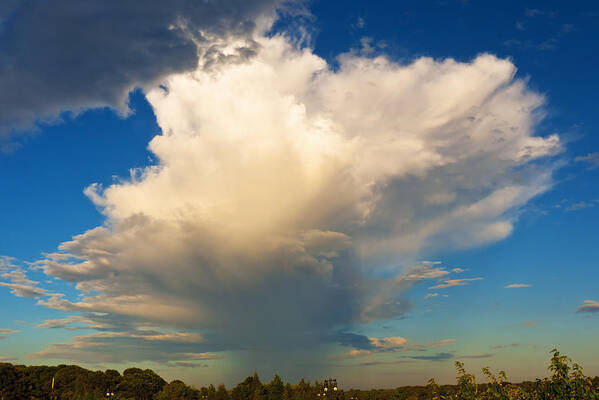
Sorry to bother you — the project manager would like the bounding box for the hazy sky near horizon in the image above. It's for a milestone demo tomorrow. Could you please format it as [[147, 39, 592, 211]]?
[[1, 0, 598, 389]]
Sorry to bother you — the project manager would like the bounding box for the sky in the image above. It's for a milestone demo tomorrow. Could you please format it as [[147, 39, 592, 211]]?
[[0, 0, 598, 390]]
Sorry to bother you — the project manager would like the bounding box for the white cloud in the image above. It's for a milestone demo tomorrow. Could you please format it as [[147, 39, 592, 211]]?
[[369, 336, 408, 348], [344, 337, 455, 358], [1, 269, 38, 285], [3, 31, 560, 361], [505, 283, 531, 288], [429, 278, 483, 289], [0, 282, 47, 298]]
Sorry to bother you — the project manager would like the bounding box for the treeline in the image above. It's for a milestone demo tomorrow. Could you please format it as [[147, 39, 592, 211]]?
[[0, 350, 598, 400]]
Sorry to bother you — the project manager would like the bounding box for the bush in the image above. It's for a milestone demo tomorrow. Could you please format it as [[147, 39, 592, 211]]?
[[426, 349, 599, 400]]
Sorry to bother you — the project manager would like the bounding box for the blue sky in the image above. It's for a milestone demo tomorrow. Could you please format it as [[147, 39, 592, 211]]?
[[0, 0, 598, 389]]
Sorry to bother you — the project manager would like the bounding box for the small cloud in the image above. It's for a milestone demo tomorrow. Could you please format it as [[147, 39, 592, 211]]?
[[145, 332, 204, 343], [429, 277, 483, 289], [359, 37, 375, 55], [425, 293, 439, 299], [354, 17, 365, 29], [341, 337, 455, 359], [0, 355, 18, 362], [538, 37, 559, 50], [1, 269, 38, 285], [574, 153, 599, 169], [369, 336, 408, 349], [565, 200, 599, 212], [504, 39, 533, 49], [167, 362, 208, 368], [525, 8, 556, 18], [409, 352, 453, 361], [516, 22, 525, 30], [0, 328, 20, 339], [0, 282, 47, 298], [181, 352, 224, 360], [356, 359, 412, 367], [577, 300, 599, 313], [348, 349, 372, 357], [505, 283, 531, 288], [460, 353, 494, 359], [491, 343, 520, 349], [521, 321, 537, 327], [452, 268, 465, 273]]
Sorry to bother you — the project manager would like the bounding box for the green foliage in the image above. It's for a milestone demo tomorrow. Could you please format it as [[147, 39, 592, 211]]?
[[267, 375, 285, 400], [0, 350, 598, 400], [118, 367, 166, 400], [216, 384, 231, 400], [155, 380, 200, 400], [424, 349, 599, 400]]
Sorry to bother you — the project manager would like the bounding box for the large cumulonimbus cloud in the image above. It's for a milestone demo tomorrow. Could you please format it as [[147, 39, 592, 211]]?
[[4, 30, 560, 363], [0, 0, 290, 145]]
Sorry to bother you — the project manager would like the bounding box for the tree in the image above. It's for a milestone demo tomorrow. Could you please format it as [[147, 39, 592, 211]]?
[[117, 367, 166, 400], [155, 379, 200, 400], [232, 373, 263, 400], [268, 375, 284, 400], [216, 384, 231, 400]]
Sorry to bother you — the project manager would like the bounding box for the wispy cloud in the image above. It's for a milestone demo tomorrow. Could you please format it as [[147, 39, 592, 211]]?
[[577, 300, 599, 313], [565, 200, 599, 212], [369, 336, 408, 349], [355, 359, 413, 367], [409, 352, 453, 362], [505, 283, 531, 288], [521, 321, 537, 327], [575, 153, 599, 169], [460, 353, 494, 359], [429, 278, 483, 289], [27, 331, 223, 364], [0, 282, 47, 298], [491, 343, 520, 349], [0, 328, 20, 339], [343, 337, 455, 358], [167, 362, 209, 368], [37, 316, 114, 330], [505, 18, 573, 52], [525, 8, 557, 18]]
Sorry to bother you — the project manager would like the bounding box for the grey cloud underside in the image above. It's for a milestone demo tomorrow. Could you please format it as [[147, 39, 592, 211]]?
[[28, 330, 225, 364], [0, 0, 286, 139], [408, 352, 453, 361], [39, 235, 435, 349]]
